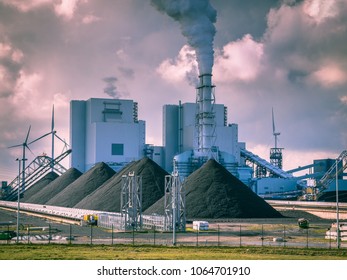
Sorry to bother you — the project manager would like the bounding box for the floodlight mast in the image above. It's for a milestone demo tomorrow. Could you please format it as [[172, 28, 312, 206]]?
[[336, 158, 340, 249], [15, 158, 21, 243], [8, 126, 32, 197]]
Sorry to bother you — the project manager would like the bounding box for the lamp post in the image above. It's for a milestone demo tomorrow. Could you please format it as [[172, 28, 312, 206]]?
[[15, 158, 21, 243], [336, 159, 340, 249]]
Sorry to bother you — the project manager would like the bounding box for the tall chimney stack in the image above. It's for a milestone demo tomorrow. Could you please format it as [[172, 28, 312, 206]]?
[[195, 73, 215, 156]]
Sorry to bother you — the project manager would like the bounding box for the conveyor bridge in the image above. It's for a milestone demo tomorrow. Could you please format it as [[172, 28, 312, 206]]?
[[240, 149, 293, 179], [315, 150, 347, 198], [3, 149, 71, 201]]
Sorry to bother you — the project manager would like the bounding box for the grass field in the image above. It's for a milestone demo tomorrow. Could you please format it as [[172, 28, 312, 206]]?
[[0, 244, 347, 260]]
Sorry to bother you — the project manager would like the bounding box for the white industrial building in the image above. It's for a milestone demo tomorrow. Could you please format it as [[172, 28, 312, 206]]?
[[68, 94, 346, 202], [162, 101, 249, 179], [70, 98, 146, 172], [161, 74, 253, 184]]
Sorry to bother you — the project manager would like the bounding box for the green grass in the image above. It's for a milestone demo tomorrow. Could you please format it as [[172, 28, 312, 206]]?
[[0, 244, 346, 260]]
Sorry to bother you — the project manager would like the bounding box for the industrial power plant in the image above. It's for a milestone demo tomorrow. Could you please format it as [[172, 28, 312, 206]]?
[[0, 0, 346, 234]]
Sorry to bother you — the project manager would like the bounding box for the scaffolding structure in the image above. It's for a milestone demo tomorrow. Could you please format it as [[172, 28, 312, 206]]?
[[164, 172, 186, 232], [121, 172, 142, 230]]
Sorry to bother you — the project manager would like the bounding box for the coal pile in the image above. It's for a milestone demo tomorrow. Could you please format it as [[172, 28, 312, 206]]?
[[75, 157, 168, 212], [46, 162, 115, 207], [21, 172, 59, 202], [24, 168, 83, 204], [145, 159, 282, 219]]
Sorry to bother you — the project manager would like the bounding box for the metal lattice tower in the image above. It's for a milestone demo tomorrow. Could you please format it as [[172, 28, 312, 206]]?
[[270, 147, 284, 170], [121, 172, 142, 230], [164, 172, 186, 232]]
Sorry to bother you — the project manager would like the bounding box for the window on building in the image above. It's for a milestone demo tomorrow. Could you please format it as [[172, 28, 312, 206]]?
[[103, 102, 122, 122], [111, 143, 124, 155]]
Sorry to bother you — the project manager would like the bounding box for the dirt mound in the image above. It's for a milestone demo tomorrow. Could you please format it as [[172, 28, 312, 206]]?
[[21, 172, 59, 202], [74, 157, 168, 212], [24, 168, 83, 204], [46, 162, 115, 207], [145, 159, 282, 219]]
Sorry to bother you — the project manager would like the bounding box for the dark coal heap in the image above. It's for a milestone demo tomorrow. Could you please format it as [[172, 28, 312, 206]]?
[[24, 167, 82, 204], [75, 157, 168, 212], [46, 162, 115, 207], [145, 159, 282, 219], [21, 172, 59, 202]]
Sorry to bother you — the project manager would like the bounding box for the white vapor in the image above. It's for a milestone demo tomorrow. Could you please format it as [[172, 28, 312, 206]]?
[[151, 0, 217, 75]]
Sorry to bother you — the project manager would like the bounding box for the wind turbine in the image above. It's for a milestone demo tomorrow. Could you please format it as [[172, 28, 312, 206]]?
[[8, 126, 33, 196], [272, 107, 281, 149], [29, 105, 69, 172]]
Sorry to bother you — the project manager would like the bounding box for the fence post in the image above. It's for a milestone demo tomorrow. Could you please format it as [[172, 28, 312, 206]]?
[[48, 224, 51, 244], [132, 223, 135, 246], [306, 227, 309, 249], [261, 224, 264, 247], [329, 228, 331, 249], [27, 227, 30, 244], [239, 225, 242, 247], [217, 224, 220, 247], [69, 224, 72, 245], [111, 224, 114, 245], [196, 228, 199, 247], [283, 226, 286, 247], [153, 225, 156, 246], [90, 225, 93, 245], [7, 225, 10, 244]]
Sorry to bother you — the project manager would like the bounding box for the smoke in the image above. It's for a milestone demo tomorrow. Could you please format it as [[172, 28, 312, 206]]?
[[185, 67, 199, 87], [151, 0, 217, 75], [103, 76, 120, 98]]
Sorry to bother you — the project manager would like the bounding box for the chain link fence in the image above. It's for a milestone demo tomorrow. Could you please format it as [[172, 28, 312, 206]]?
[[1, 221, 345, 249]]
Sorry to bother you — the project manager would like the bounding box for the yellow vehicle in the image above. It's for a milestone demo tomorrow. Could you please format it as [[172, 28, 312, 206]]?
[[83, 214, 98, 226]]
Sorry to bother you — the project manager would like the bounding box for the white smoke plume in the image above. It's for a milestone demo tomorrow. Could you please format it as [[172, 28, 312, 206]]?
[[151, 0, 217, 75]]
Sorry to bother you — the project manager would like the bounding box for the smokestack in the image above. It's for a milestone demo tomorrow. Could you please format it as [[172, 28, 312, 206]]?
[[151, 0, 217, 156], [196, 73, 215, 155]]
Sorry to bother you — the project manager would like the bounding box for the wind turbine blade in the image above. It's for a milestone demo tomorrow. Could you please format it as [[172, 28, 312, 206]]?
[[25, 143, 35, 156], [8, 143, 23, 149], [272, 108, 275, 134], [55, 133, 69, 146], [25, 125, 31, 144], [51, 105, 55, 132], [28, 131, 52, 145]]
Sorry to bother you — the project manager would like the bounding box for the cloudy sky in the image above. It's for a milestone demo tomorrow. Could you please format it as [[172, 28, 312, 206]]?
[[0, 0, 346, 182]]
